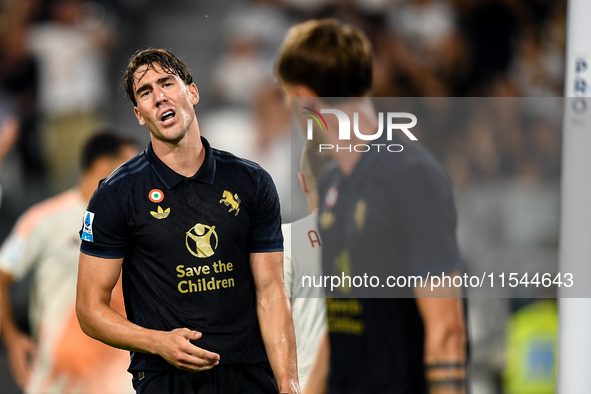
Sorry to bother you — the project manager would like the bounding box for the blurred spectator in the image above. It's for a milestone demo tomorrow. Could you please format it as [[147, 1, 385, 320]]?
[[503, 300, 558, 394], [509, 17, 565, 97], [0, 109, 20, 210], [278, 0, 333, 16], [212, 1, 290, 106], [458, 0, 521, 95], [27, 0, 115, 192], [0, 0, 42, 186]]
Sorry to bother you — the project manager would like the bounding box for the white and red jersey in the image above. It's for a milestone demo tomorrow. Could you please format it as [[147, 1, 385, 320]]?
[[282, 212, 327, 390], [0, 189, 132, 394]]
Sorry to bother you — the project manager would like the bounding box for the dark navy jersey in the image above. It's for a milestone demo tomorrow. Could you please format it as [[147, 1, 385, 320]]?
[[318, 135, 461, 393], [80, 137, 283, 375]]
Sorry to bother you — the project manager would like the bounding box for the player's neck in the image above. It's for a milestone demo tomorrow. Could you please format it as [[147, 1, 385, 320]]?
[[307, 193, 319, 214], [152, 126, 205, 178]]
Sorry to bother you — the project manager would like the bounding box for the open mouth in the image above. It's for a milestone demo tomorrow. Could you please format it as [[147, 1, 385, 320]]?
[[160, 110, 176, 124]]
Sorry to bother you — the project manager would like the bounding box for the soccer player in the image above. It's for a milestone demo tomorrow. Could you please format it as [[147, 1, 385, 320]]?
[[0, 131, 137, 394], [276, 20, 467, 394], [283, 142, 331, 391], [75, 49, 299, 394]]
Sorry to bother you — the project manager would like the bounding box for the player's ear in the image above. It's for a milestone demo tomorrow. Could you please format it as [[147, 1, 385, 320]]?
[[189, 83, 199, 105], [134, 107, 146, 126], [298, 172, 309, 195]]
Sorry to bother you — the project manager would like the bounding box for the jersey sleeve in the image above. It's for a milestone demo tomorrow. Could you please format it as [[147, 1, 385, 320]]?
[[79, 180, 128, 259], [247, 168, 284, 253], [394, 159, 462, 277]]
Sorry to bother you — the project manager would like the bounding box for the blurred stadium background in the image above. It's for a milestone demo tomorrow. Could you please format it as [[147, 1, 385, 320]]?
[[0, 0, 566, 393]]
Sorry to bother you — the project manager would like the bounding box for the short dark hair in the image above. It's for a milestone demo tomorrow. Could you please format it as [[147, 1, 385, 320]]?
[[124, 48, 193, 106], [275, 19, 372, 97], [80, 130, 136, 172]]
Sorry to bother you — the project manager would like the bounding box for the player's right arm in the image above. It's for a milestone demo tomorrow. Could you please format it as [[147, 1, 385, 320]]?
[[0, 270, 37, 388], [76, 252, 220, 371]]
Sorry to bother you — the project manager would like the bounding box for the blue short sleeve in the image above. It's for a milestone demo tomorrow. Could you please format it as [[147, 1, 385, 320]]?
[[80, 180, 128, 259]]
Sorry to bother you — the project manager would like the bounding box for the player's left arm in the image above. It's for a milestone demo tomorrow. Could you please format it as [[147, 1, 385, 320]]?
[[414, 276, 467, 394], [250, 251, 300, 394]]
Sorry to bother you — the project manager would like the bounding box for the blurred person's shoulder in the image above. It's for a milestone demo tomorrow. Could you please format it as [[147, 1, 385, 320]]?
[[286, 212, 318, 237], [13, 189, 84, 239]]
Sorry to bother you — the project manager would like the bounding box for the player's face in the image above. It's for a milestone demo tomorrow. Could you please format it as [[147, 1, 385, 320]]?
[[132, 63, 199, 144]]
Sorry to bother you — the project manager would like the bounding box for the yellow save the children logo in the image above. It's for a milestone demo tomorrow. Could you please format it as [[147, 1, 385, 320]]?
[[186, 224, 218, 258]]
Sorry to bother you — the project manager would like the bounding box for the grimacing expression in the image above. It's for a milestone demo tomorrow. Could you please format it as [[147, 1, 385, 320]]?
[[133, 63, 199, 143]]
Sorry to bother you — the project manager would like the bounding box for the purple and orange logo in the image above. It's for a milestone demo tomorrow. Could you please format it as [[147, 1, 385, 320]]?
[[302, 107, 328, 139]]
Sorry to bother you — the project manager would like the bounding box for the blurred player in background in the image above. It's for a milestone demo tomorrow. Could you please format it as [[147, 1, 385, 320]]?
[[0, 131, 137, 394], [76, 49, 299, 394], [283, 141, 331, 392], [0, 113, 19, 209], [276, 19, 467, 394]]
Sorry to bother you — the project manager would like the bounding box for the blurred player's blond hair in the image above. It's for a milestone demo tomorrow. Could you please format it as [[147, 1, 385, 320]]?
[[275, 19, 372, 98]]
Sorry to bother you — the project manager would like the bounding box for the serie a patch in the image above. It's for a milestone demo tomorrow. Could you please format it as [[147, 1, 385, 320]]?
[[81, 210, 95, 242]]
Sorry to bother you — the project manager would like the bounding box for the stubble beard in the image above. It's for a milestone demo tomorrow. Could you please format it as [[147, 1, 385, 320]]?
[[152, 111, 196, 145]]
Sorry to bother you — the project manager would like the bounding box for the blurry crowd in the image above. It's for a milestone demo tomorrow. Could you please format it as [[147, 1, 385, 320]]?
[[0, 0, 146, 199], [202, 0, 565, 195], [0, 0, 566, 212], [0, 0, 565, 393]]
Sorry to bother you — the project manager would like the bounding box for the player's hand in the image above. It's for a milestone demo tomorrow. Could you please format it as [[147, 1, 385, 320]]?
[[155, 328, 220, 372], [5, 331, 37, 389]]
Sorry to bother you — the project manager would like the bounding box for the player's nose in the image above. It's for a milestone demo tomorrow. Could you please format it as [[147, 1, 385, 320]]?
[[154, 89, 167, 106]]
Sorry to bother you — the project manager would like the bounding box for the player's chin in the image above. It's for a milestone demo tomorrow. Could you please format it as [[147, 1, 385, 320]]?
[[154, 128, 185, 144]]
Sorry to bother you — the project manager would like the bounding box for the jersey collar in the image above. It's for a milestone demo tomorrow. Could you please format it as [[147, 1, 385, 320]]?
[[145, 136, 216, 189]]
